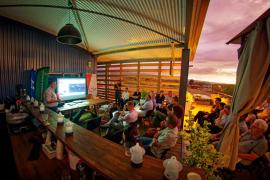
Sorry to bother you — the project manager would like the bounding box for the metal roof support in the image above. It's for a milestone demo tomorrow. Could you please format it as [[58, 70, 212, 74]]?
[[71, 0, 90, 51], [179, 48, 190, 130]]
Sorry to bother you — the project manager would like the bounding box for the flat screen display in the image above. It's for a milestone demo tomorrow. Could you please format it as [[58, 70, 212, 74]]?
[[57, 78, 86, 101]]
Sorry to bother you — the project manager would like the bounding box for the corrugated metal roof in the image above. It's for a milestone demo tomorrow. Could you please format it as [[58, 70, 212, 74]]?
[[0, 0, 209, 62]]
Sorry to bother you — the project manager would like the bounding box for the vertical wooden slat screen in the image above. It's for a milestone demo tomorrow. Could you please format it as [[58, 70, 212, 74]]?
[[97, 64, 106, 99], [0, 16, 93, 99], [107, 63, 121, 102], [160, 62, 181, 93], [97, 60, 182, 102]]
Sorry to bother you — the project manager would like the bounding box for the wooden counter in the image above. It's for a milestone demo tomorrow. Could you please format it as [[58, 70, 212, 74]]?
[[25, 103, 204, 179]]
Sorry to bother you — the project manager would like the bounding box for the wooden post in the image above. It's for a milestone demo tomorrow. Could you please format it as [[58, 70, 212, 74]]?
[[179, 48, 190, 129]]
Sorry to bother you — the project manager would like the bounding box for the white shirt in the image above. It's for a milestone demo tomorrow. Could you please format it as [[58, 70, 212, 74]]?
[[119, 110, 138, 124], [238, 131, 268, 165], [122, 91, 129, 101], [142, 100, 153, 113], [151, 127, 178, 158], [44, 87, 58, 107], [239, 131, 268, 156], [151, 97, 157, 107], [165, 96, 173, 104]]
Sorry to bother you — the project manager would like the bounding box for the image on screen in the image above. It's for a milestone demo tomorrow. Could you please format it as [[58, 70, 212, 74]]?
[[57, 78, 86, 101]]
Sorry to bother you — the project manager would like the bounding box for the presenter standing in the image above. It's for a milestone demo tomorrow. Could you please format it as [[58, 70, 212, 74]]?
[[114, 81, 121, 105], [44, 80, 60, 112]]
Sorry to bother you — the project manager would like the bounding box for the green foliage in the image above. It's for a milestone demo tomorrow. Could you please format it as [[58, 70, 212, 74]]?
[[179, 119, 224, 180], [220, 85, 235, 96], [78, 113, 93, 123], [141, 90, 148, 99]]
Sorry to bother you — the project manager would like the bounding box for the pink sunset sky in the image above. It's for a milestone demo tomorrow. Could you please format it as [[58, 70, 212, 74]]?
[[189, 0, 270, 84]]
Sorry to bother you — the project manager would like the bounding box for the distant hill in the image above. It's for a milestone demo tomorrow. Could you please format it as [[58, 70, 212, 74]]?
[[188, 79, 235, 96]]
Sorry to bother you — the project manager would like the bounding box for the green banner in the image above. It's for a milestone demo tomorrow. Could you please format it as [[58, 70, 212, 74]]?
[[35, 67, 50, 101]]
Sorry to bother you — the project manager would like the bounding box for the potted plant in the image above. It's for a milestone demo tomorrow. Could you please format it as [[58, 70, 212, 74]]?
[[179, 119, 224, 179], [140, 90, 148, 99], [139, 90, 148, 105]]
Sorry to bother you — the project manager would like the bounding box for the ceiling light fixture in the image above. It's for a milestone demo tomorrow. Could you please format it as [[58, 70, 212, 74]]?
[[56, 0, 82, 45]]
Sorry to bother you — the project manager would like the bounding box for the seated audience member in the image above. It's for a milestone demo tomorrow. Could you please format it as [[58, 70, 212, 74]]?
[[156, 90, 165, 105], [168, 96, 179, 110], [44, 80, 60, 112], [245, 113, 257, 129], [120, 87, 130, 108], [153, 100, 170, 127], [208, 102, 226, 124], [153, 103, 183, 128], [165, 91, 173, 105], [108, 103, 119, 119], [150, 91, 157, 108], [238, 119, 269, 165], [212, 113, 252, 142], [172, 105, 184, 129], [210, 104, 230, 134], [216, 105, 230, 128], [114, 81, 121, 104], [194, 98, 223, 127], [140, 113, 179, 158], [156, 100, 168, 115], [257, 96, 270, 119], [155, 95, 178, 115], [239, 115, 249, 135], [145, 120, 167, 137], [146, 104, 184, 137], [101, 101, 138, 130], [132, 88, 141, 102], [123, 123, 139, 156], [211, 98, 222, 113], [139, 95, 154, 116]]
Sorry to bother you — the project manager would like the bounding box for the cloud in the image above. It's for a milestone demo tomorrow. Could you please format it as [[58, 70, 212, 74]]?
[[189, 67, 217, 75], [189, 0, 270, 84], [189, 59, 237, 83], [189, 73, 236, 84]]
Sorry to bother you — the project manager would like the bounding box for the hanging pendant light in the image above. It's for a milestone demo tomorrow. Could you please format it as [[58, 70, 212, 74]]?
[[56, 0, 82, 45], [57, 23, 82, 44]]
